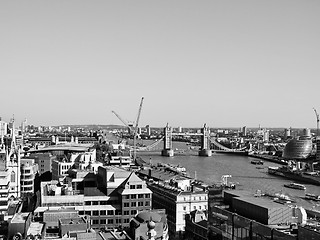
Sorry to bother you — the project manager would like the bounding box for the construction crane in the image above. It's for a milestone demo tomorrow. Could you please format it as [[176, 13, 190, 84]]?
[[313, 108, 319, 137], [111, 110, 134, 133], [133, 97, 144, 162]]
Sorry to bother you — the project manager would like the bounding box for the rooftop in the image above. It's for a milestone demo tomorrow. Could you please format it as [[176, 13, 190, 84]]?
[[11, 212, 30, 223]]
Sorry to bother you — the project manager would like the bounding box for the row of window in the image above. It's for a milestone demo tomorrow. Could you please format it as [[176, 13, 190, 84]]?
[[91, 218, 129, 225], [79, 210, 119, 216], [21, 186, 33, 192], [21, 175, 33, 180], [183, 196, 207, 201], [123, 193, 150, 199], [84, 200, 118, 205], [123, 210, 137, 215], [21, 180, 33, 185], [79, 210, 122, 216], [123, 201, 150, 207], [79, 209, 140, 217], [183, 205, 207, 211], [129, 184, 143, 189]]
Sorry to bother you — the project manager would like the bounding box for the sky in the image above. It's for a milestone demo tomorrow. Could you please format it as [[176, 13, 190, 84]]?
[[1, 1, 320, 129]]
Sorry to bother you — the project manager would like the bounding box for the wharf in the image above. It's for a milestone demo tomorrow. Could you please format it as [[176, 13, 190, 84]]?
[[249, 154, 288, 165]]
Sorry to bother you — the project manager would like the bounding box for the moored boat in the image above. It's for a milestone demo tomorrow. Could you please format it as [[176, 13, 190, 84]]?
[[251, 159, 263, 165], [305, 193, 320, 201], [284, 182, 306, 190], [267, 166, 320, 186]]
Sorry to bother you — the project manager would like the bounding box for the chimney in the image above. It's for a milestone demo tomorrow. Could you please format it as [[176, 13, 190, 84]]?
[[148, 169, 152, 178]]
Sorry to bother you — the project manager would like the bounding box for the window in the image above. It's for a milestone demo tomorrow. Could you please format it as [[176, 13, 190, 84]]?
[[138, 201, 143, 207], [123, 219, 129, 223], [123, 195, 130, 199], [107, 219, 114, 224], [131, 194, 137, 199], [92, 219, 99, 225], [199, 206, 202, 210], [107, 210, 114, 215], [100, 219, 106, 224], [93, 211, 99, 216], [130, 185, 135, 189], [11, 171, 15, 182], [116, 219, 121, 224], [138, 194, 144, 198], [124, 203, 129, 207], [193, 206, 196, 210], [115, 210, 121, 215], [123, 211, 129, 215], [85, 211, 91, 215], [145, 201, 150, 206], [183, 206, 186, 211], [92, 201, 99, 205], [100, 210, 106, 215], [137, 185, 142, 189], [131, 210, 137, 215], [131, 202, 136, 207], [100, 201, 108, 205], [145, 194, 150, 198], [85, 201, 91, 205]]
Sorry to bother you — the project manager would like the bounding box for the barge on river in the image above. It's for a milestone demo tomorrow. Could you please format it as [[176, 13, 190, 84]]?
[[268, 166, 320, 186]]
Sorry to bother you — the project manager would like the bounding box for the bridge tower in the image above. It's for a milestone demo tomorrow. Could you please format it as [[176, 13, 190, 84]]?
[[161, 124, 174, 157], [199, 124, 212, 156]]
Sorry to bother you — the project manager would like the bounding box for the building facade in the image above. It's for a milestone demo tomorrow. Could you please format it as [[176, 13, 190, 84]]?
[[36, 166, 152, 230]]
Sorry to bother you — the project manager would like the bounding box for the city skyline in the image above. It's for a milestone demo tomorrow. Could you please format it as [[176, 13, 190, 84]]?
[[1, 1, 320, 128]]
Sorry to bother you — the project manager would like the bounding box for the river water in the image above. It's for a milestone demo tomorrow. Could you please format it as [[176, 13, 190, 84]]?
[[109, 135, 320, 211]]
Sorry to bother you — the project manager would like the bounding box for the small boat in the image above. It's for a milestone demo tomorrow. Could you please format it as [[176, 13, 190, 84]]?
[[305, 193, 320, 201], [251, 159, 264, 165], [284, 182, 306, 190]]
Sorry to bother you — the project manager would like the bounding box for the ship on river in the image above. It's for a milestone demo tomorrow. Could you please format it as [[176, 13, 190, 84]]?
[[268, 166, 320, 186]]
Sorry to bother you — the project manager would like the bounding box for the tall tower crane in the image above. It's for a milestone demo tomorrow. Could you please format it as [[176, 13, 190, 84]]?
[[313, 108, 319, 137], [133, 97, 144, 162], [111, 97, 144, 162]]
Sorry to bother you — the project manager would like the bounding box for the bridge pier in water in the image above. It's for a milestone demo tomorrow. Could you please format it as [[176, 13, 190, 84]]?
[[198, 124, 212, 157], [161, 124, 174, 157]]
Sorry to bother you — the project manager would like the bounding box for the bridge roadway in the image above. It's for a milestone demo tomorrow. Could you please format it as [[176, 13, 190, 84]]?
[[171, 132, 204, 136]]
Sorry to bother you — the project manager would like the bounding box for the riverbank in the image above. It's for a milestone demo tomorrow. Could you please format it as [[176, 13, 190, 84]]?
[[249, 153, 288, 165]]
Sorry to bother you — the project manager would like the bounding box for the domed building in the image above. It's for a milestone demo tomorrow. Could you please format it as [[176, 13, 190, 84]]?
[[282, 137, 313, 160], [129, 209, 169, 240]]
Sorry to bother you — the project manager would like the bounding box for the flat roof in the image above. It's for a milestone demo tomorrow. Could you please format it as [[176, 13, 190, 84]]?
[[27, 222, 44, 236], [234, 196, 289, 209], [60, 217, 86, 225]]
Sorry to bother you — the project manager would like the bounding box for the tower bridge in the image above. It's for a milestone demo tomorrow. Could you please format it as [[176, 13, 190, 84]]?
[[161, 123, 212, 157], [135, 124, 249, 156]]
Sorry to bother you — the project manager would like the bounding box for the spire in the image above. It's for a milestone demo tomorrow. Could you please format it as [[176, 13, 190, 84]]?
[[11, 115, 16, 150]]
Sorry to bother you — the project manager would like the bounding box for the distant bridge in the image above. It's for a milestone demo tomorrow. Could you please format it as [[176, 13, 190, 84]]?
[[210, 138, 249, 154]]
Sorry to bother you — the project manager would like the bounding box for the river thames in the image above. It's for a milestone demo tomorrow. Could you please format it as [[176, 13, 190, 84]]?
[[132, 140, 320, 212]]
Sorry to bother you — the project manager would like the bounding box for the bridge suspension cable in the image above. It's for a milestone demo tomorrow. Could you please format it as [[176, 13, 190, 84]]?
[[211, 137, 248, 152], [137, 137, 164, 151]]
